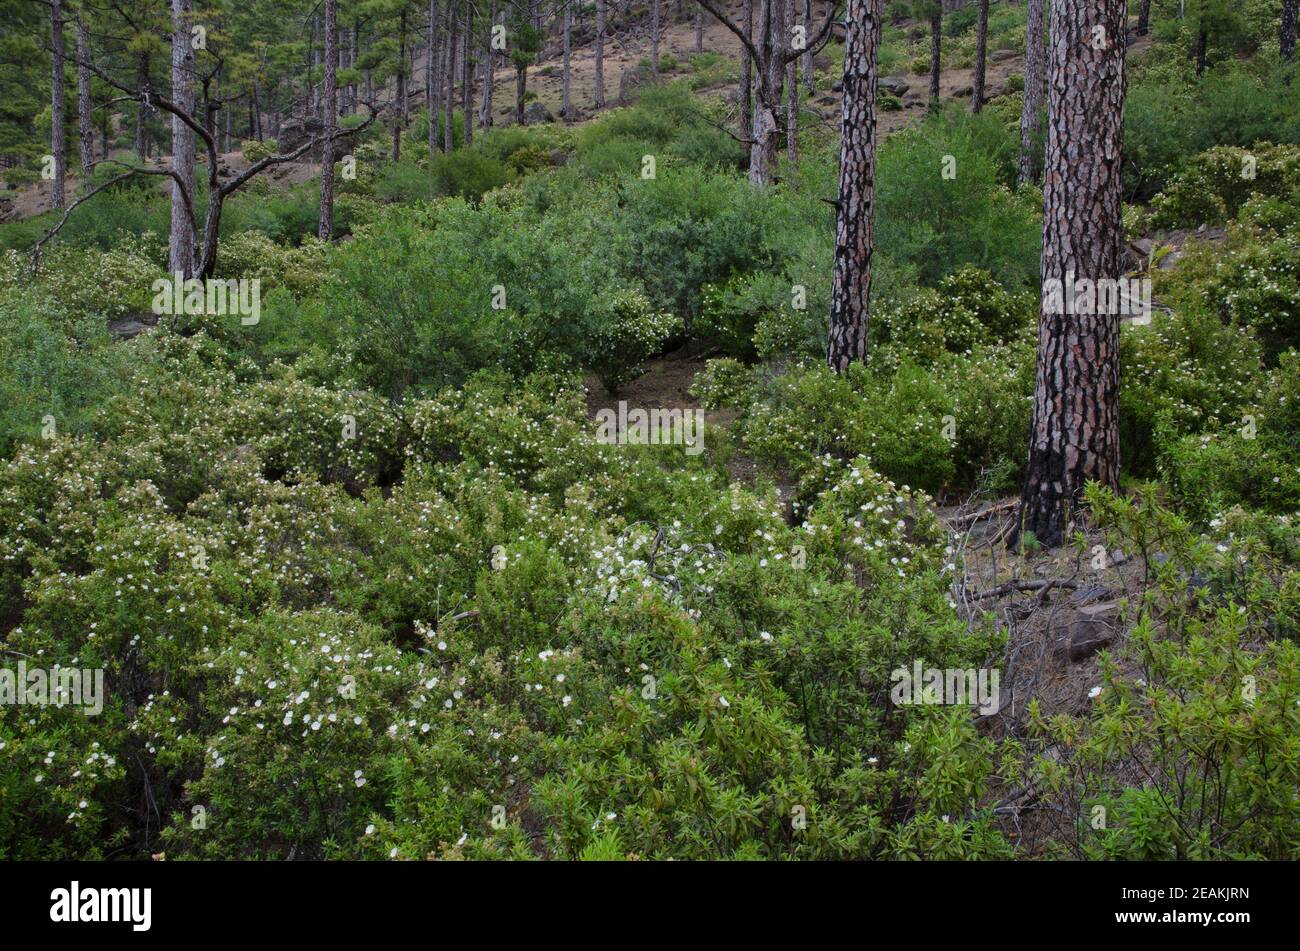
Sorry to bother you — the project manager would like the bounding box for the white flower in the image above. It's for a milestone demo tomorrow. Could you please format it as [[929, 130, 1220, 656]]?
[[1088, 686, 1103, 699], [718, 696, 730, 708]]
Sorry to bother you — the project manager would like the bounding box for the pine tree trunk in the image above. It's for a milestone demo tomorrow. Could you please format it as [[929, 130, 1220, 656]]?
[[136, 53, 150, 160], [480, 3, 495, 129], [77, 18, 94, 176], [928, 5, 941, 104], [652, 0, 661, 74], [461, 7, 472, 145], [50, 0, 66, 208], [1284, 0, 1298, 62], [516, 64, 527, 125], [434, 0, 444, 150], [786, 0, 797, 164], [563, 2, 572, 116], [695, 3, 704, 53], [319, 0, 338, 241], [595, 0, 606, 107], [741, 0, 753, 165], [1193, 28, 1207, 77], [972, 0, 989, 112], [827, 0, 881, 372], [170, 0, 196, 277], [1137, 0, 1151, 36], [1018, 0, 1126, 548], [444, 7, 456, 150], [803, 0, 814, 93], [1016, 0, 1046, 185]]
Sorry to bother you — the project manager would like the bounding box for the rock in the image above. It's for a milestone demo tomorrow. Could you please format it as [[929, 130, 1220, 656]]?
[[879, 76, 910, 97], [523, 101, 556, 125], [818, 95, 837, 106], [812, 54, 831, 72], [953, 84, 974, 98], [547, 148, 570, 167], [107, 311, 160, 340], [832, 79, 843, 92], [991, 48, 1017, 62], [1068, 602, 1121, 662], [1069, 584, 1113, 607], [618, 61, 661, 105]]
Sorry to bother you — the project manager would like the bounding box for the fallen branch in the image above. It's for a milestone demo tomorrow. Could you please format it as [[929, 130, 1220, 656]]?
[[969, 578, 1080, 601]]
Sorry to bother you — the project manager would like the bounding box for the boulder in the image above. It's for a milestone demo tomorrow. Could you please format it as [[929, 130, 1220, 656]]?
[[1068, 602, 1121, 662], [991, 48, 1017, 62], [523, 101, 556, 125], [107, 311, 160, 340], [277, 116, 355, 161], [880, 76, 911, 97], [953, 84, 974, 98]]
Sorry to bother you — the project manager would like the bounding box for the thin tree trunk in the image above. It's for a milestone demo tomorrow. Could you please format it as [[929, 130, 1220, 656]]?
[[1137, 0, 1151, 36], [595, 0, 606, 107], [928, 4, 941, 104], [50, 0, 66, 208], [444, 6, 456, 149], [1016, 0, 1046, 185], [170, 0, 196, 277], [480, 3, 495, 128], [515, 62, 527, 124], [136, 53, 149, 160], [563, 2, 572, 115], [695, 3, 704, 53], [1193, 28, 1207, 77], [1018, 0, 1126, 547], [786, 0, 797, 164], [393, 9, 407, 160], [652, 0, 661, 74], [434, 0, 444, 150], [740, 0, 754, 166], [1284, 0, 1298, 63], [76, 17, 94, 177], [827, 0, 881, 372], [972, 0, 988, 112], [803, 0, 814, 93], [461, 6, 472, 145], [319, 0, 338, 241]]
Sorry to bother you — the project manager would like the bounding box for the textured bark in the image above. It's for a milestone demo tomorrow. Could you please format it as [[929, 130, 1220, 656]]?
[[427, 0, 439, 152], [1193, 28, 1207, 77], [786, 0, 797, 163], [563, 2, 572, 115], [971, 0, 989, 112], [827, 0, 880, 372], [1136, 0, 1151, 36], [695, 3, 704, 53], [748, 0, 786, 186], [740, 0, 753, 165], [444, 7, 456, 150], [515, 63, 527, 125], [480, 3, 495, 129], [1016, 0, 1046, 185], [652, 0, 662, 74], [76, 18, 94, 176], [461, 6, 472, 146], [595, 0, 606, 107], [1284, 0, 1298, 62], [803, 0, 814, 93], [319, 0, 338, 241], [928, 5, 941, 103], [135, 54, 149, 160], [393, 9, 407, 161], [170, 0, 196, 277], [1018, 0, 1126, 548], [50, 0, 66, 208]]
